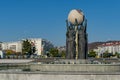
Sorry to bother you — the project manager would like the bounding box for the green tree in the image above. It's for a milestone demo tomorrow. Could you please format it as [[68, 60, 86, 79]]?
[[114, 52, 120, 58], [32, 46, 36, 54], [103, 51, 112, 58], [49, 48, 59, 57], [22, 39, 32, 55], [88, 50, 97, 57], [60, 51, 66, 58]]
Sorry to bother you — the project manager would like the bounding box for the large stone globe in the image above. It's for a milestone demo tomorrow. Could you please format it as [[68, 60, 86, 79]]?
[[68, 9, 84, 25]]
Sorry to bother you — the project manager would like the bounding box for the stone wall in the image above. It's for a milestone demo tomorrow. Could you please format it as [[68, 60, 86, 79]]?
[[0, 72, 120, 80], [0, 59, 33, 63], [30, 64, 120, 72]]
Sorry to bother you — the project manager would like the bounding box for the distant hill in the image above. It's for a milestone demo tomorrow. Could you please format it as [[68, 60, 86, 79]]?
[[88, 40, 120, 51], [88, 42, 104, 50]]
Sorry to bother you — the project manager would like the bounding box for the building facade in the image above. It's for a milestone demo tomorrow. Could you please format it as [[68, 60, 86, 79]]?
[[2, 41, 22, 52], [1, 38, 53, 55], [95, 41, 120, 56], [28, 38, 53, 55], [0, 42, 2, 50]]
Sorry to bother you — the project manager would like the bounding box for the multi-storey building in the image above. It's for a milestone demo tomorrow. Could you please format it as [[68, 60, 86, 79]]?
[[95, 41, 120, 56], [2, 41, 22, 52], [1, 38, 53, 55], [28, 38, 53, 55]]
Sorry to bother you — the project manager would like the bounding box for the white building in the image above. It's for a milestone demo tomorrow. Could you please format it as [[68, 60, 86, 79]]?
[[0, 50, 4, 58], [1, 38, 53, 55], [27, 38, 53, 55], [96, 42, 120, 56], [2, 41, 22, 52], [0, 42, 2, 50]]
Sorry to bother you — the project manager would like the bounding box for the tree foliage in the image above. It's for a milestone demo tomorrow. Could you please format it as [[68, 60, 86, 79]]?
[[114, 52, 120, 58], [88, 50, 97, 57], [32, 46, 36, 54], [102, 51, 112, 58], [22, 39, 32, 55], [49, 48, 59, 57], [60, 51, 66, 58], [4, 49, 16, 55]]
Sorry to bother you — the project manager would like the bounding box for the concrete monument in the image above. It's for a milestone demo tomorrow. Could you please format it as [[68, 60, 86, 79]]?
[[66, 9, 88, 59]]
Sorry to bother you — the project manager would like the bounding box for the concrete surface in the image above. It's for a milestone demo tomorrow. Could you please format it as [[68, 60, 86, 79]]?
[[0, 59, 33, 64], [0, 71, 120, 80], [30, 64, 120, 72]]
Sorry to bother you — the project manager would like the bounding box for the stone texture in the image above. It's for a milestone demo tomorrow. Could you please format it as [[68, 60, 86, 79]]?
[[30, 64, 120, 72], [0, 72, 120, 80]]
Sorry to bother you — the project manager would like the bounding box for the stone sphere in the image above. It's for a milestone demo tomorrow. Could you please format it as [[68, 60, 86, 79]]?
[[68, 9, 84, 25]]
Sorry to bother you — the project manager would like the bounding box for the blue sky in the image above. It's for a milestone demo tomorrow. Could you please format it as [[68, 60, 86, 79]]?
[[0, 0, 120, 46]]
